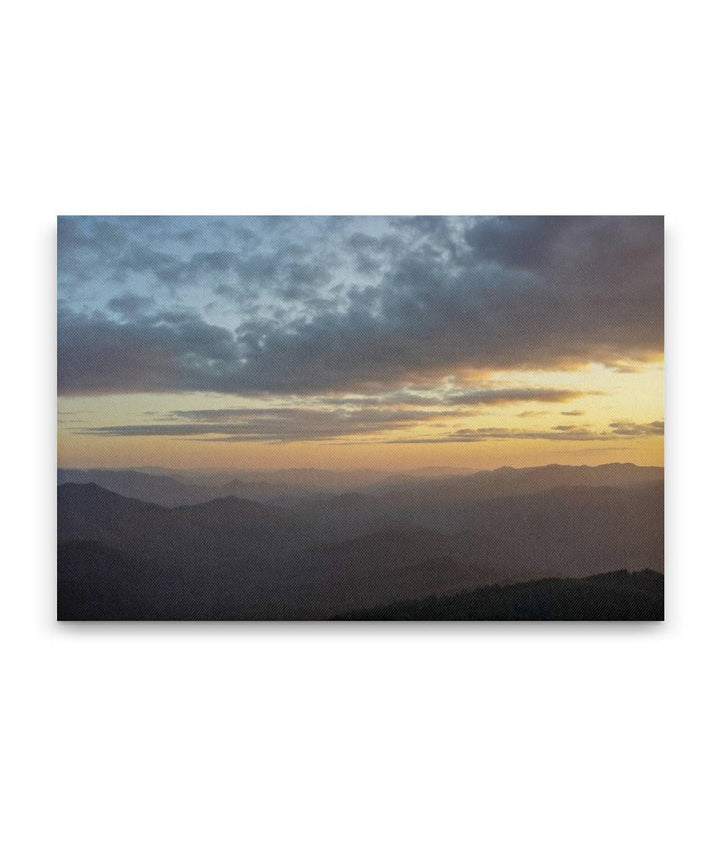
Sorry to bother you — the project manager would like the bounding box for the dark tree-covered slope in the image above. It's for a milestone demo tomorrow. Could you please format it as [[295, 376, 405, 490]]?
[[336, 570, 664, 621]]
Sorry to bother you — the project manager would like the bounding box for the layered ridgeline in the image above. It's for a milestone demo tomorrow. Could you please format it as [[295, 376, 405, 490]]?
[[57, 464, 663, 620]]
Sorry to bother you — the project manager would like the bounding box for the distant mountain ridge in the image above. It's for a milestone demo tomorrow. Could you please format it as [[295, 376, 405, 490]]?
[[58, 462, 663, 508], [58, 464, 663, 619]]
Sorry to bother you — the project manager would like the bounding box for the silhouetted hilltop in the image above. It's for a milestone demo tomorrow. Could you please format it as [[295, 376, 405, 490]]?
[[58, 482, 289, 530], [337, 570, 664, 621]]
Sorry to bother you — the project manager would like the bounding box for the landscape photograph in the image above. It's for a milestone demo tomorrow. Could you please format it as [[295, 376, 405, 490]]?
[[57, 215, 664, 620]]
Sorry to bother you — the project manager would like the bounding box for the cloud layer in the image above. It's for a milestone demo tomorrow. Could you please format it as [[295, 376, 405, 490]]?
[[78, 398, 664, 445], [58, 216, 663, 397]]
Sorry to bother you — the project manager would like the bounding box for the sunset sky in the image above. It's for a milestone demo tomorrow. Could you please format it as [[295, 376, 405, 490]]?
[[58, 215, 664, 471]]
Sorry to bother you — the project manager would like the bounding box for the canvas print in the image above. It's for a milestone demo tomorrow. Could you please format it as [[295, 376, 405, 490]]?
[[57, 216, 664, 620]]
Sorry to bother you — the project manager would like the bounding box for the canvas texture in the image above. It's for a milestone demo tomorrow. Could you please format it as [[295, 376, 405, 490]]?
[[57, 216, 664, 620]]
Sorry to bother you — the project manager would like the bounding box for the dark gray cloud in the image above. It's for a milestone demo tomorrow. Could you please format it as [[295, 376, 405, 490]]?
[[58, 306, 238, 397], [314, 387, 588, 408], [77, 406, 455, 442], [107, 293, 156, 319], [464, 216, 568, 268], [224, 217, 660, 393], [443, 388, 590, 406], [58, 216, 663, 396]]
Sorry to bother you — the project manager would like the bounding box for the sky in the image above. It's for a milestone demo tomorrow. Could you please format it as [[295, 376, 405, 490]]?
[[58, 215, 664, 471]]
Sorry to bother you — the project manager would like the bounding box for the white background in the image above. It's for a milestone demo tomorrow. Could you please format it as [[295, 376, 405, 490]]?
[[2, 2, 718, 854]]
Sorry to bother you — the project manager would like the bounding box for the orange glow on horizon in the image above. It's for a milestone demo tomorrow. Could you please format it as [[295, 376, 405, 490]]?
[[58, 362, 664, 471]]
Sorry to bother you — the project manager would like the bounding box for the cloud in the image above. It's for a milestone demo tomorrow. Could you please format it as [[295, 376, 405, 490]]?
[[561, 410, 585, 416], [107, 293, 156, 319], [385, 427, 607, 444], [58, 306, 239, 397], [58, 216, 663, 396], [443, 388, 588, 406], [76, 405, 455, 442], [609, 420, 664, 436], [315, 387, 589, 408], [383, 420, 665, 445], [74, 402, 664, 445], [464, 216, 568, 268]]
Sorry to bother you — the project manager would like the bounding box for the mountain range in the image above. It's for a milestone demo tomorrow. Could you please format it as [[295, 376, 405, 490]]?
[[58, 463, 663, 619]]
